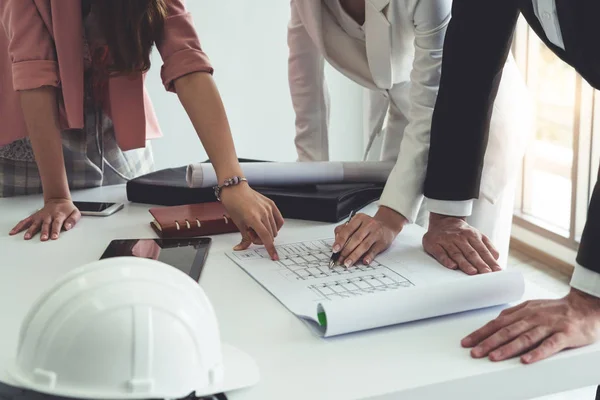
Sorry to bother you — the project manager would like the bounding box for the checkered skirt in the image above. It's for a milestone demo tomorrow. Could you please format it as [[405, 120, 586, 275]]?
[[0, 103, 155, 198]]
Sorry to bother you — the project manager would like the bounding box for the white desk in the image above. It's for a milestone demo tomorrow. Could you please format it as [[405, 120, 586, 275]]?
[[0, 186, 599, 400]]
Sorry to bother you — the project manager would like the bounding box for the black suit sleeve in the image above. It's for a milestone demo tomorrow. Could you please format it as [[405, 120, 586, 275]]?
[[423, 0, 521, 201], [577, 178, 600, 273]]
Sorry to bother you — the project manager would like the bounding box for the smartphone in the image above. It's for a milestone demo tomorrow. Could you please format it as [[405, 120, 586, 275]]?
[[73, 201, 124, 217]]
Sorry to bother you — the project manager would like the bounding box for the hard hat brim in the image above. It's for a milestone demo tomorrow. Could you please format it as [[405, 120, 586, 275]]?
[[195, 343, 260, 397], [6, 343, 260, 399]]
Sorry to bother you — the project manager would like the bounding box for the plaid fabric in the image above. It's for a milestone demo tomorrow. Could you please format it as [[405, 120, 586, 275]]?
[[0, 105, 155, 198], [0, 8, 154, 198]]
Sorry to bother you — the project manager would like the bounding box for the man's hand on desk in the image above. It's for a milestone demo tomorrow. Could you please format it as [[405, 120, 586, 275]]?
[[333, 206, 407, 267], [423, 213, 501, 275], [462, 288, 600, 363]]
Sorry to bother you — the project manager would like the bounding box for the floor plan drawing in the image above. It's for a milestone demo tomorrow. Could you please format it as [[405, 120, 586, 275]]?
[[309, 274, 414, 301], [231, 238, 415, 296], [226, 231, 526, 337]]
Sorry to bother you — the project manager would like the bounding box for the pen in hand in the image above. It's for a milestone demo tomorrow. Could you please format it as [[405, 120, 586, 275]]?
[[329, 210, 356, 269]]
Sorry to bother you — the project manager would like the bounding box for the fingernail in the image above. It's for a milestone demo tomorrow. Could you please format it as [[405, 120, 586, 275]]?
[[333, 244, 340, 253], [471, 346, 483, 357], [364, 258, 371, 265], [24, 234, 31, 239], [65, 223, 72, 230], [41, 234, 48, 240], [522, 354, 532, 363], [461, 337, 472, 347], [484, 267, 492, 273], [490, 350, 502, 360], [51, 234, 58, 240], [344, 259, 352, 268]]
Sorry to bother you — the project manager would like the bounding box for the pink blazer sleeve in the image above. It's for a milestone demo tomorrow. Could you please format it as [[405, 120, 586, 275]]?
[[0, 0, 59, 91], [157, 0, 214, 92]]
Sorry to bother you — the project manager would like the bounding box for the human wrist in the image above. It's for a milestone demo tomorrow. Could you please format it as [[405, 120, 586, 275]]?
[[375, 206, 408, 234], [430, 212, 466, 224], [568, 288, 600, 311], [42, 182, 71, 202], [212, 159, 247, 201], [217, 178, 249, 202]]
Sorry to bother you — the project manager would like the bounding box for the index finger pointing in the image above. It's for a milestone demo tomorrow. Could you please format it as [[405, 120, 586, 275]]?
[[251, 222, 278, 261]]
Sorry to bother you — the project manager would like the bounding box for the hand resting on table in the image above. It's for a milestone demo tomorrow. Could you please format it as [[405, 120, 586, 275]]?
[[423, 213, 501, 275], [9, 198, 81, 241]]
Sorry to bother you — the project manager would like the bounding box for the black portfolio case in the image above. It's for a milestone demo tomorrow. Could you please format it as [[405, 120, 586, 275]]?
[[126, 160, 384, 223]]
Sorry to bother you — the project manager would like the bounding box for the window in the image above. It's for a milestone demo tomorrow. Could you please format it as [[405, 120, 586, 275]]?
[[512, 17, 597, 252]]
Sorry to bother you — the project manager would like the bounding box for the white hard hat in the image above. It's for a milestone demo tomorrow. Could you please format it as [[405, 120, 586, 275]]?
[[7, 257, 259, 399]]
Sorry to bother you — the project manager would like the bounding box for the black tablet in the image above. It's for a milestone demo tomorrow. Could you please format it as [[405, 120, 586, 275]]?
[[100, 237, 211, 282]]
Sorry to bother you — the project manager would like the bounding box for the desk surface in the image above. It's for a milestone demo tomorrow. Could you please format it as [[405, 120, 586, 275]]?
[[0, 186, 599, 400]]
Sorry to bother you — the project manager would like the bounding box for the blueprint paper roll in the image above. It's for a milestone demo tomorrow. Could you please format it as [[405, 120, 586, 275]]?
[[185, 161, 395, 188], [315, 270, 526, 337]]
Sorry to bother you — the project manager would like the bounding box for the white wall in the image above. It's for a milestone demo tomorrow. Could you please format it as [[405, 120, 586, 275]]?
[[145, 0, 365, 170]]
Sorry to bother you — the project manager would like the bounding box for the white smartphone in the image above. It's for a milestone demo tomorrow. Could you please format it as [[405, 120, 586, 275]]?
[[73, 201, 124, 217]]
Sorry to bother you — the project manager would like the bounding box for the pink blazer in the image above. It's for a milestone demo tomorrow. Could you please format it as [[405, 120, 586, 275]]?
[[0, 0, 213, 151]]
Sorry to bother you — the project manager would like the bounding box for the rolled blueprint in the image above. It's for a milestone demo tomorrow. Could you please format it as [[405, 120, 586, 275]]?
[[185, 161, 396, 188], [312, 270, 525, 337]]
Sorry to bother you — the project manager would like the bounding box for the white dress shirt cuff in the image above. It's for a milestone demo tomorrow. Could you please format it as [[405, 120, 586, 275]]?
[[425, 198, 474, 217], [378, 164, 424, 224], [570, 263, 600, 298]]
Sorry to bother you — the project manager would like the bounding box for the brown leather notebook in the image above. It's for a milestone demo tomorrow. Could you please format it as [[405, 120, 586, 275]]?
[[149, 202, 239, 238]]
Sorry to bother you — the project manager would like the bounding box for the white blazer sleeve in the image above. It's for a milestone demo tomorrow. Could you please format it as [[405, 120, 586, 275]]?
[[378, 0, 451, 222], [288, 0, 331, 161]]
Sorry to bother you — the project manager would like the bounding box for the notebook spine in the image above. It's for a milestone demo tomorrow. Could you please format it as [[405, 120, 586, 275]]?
[[172, 215, 231, 232], [152, 214, 238, 238]]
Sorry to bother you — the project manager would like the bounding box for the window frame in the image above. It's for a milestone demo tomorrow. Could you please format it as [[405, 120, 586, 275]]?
[[511, 18, 596, 254]]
